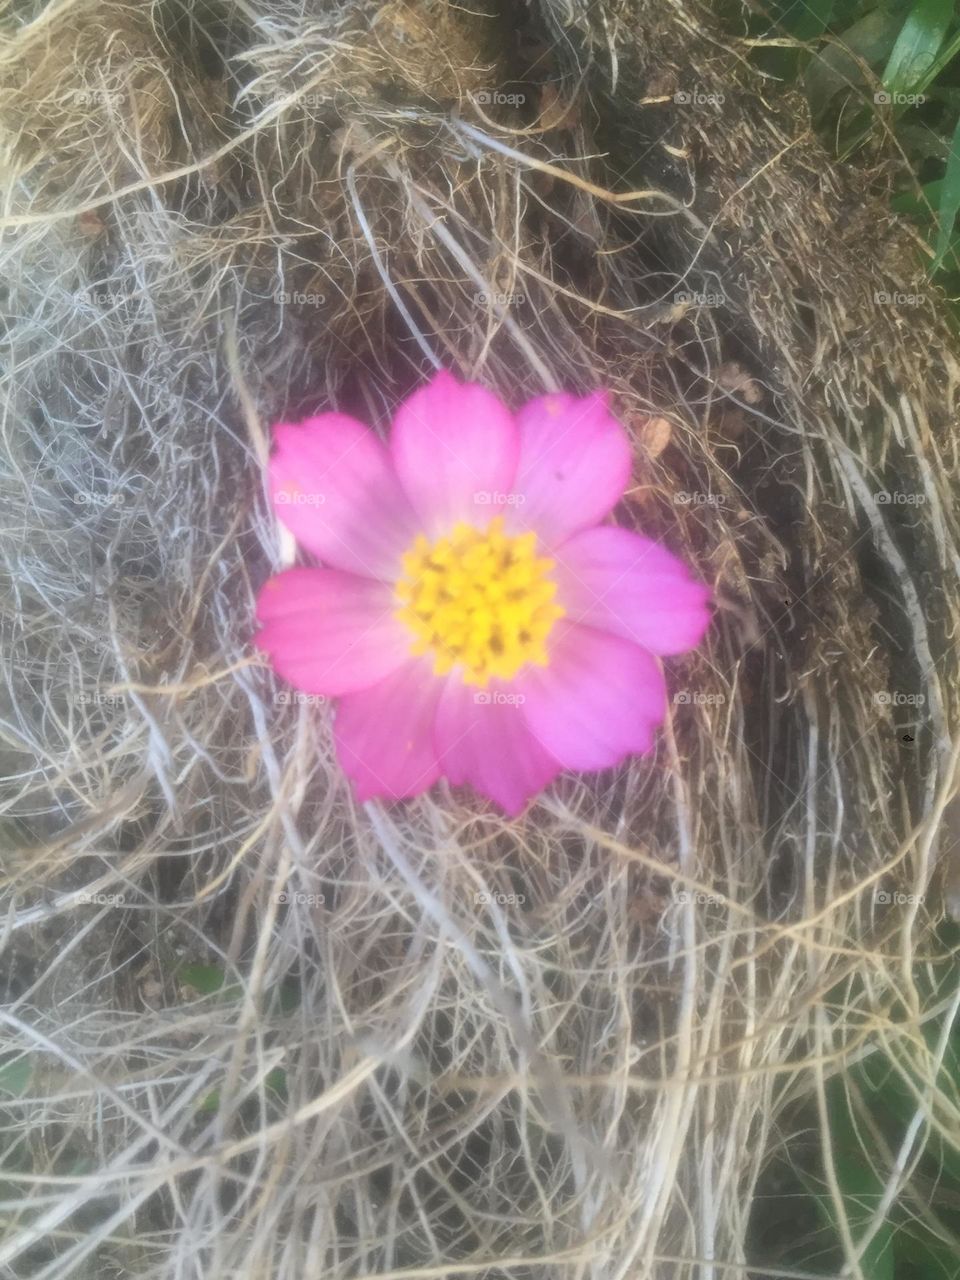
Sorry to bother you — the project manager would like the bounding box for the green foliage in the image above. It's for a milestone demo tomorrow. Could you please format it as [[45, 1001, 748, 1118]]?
[[755, 934, 960, 1280], [812, 1076, 896, 1280], [754, 0, 960, 297], [882, 0, 955, 98], [932, 117, 960, 268], [177, 962, 299, 1117], [179, 962, 236, 997], [179, 962, 301, 1013], [0, 1055, 31, 1098], [197, 1068, 288, 1115]]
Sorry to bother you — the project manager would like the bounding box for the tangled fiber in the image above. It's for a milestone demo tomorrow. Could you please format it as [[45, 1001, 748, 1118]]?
[[2, 1, 959, 1277]]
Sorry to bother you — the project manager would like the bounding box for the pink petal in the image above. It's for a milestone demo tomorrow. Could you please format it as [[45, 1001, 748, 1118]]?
[[434, 679, 562, 816], [552, 526, 712, 655], [389, 371, 520, 536], [270, 412, 418, 579], [256, 569, 411, 696], [334, 659, 443, 803], [514, 623, 666, 771], [506, 390, 632, 547]]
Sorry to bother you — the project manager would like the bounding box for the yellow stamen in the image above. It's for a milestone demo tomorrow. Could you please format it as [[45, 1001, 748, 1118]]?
[[393, 516, 565, 686]]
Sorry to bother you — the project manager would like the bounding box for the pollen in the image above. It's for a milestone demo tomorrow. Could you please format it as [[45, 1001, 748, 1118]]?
[[394, 516, 565, 686]]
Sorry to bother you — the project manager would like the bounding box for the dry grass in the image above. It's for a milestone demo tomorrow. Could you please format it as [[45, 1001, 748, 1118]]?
[[1, 0, 959, 1277]]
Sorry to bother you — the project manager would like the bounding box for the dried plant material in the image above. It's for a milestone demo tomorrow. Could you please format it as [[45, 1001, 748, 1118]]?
[[637, 413, 673, 456], [76, 208, 105, 236], [643, 69, 678, 101], [539, 81, 577, 129], [940, 789, 960, 920], [628, 880, 670, 924], [717, 360, 764, 404], [0, 1, 957, 1279]]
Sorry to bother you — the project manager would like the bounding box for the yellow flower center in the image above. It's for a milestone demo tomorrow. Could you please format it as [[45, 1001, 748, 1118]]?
[[394, 516, 565, 686]]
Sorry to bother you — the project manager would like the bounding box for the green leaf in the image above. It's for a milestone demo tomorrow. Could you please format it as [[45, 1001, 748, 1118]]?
[[783, 0, 839, 40], [805, 8, 905, 116], [0, 1056, 31, 1097], [923, 85, 960, 108], [893, 1223, 960, 1279], [914, 27, 960, 94], [265, 1068, 287, 1101], [933, 117, 960, 272], [179, 964, 301, 1013], [892, 177, 944, 214], [882, 0, 955, 95], [196, 1069, 287, 1115], [180, 963, 233, 996], [894, 124, 954, 162], [853, 1015, 960, 1189], [817, 1076, 896, 1280], [890, 179, 960, 269], [276, 979, 301, 1015]]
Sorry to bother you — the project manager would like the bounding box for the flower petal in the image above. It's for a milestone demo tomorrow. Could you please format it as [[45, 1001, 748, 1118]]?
[[270, 412, 418, 579], [506, 390, 632, 546], [256, 569, 411, 696], [389, 371, 519, 536], [334, 659, 443, 803], [434, 680, 562, 816], [515, 623, 666, 771], [552, 526, 712, 655]]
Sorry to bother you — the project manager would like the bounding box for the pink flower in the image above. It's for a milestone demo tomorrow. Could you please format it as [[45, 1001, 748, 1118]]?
[[255, 371, 711, 815]]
